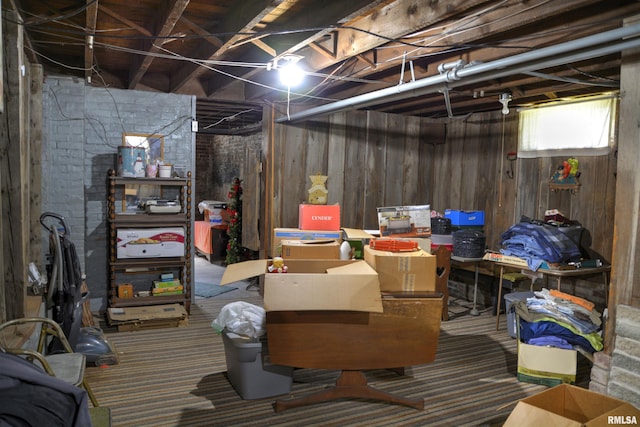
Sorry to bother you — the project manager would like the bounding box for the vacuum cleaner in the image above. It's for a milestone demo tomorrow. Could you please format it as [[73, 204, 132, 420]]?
[[40, 212, 119, 366]]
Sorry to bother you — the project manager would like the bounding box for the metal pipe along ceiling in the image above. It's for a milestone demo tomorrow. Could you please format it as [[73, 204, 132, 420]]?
[[276, 22, 640, 123]]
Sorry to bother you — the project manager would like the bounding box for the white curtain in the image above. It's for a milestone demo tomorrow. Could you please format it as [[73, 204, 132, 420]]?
[[518, 96, 616, 158]]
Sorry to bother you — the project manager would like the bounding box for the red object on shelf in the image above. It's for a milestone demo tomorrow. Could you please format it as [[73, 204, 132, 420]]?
[[369, 239, 419, 252]]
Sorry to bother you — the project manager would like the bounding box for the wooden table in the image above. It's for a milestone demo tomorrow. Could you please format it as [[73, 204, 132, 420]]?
[[265, 294, 443, 411], [494, 262, 611, 331], [451, 256, 485, 316]]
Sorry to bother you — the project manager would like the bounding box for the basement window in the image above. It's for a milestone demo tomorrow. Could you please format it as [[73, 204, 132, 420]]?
[[517, 95, 617, 158]]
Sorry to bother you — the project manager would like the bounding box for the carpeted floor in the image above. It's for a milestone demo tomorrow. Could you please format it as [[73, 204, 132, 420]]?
[[86, 258, 593, 427]]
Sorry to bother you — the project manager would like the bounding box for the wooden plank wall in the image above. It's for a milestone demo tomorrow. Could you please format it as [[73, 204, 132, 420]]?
[[264, 107, 615, 264], [0, 10, 43, 322]]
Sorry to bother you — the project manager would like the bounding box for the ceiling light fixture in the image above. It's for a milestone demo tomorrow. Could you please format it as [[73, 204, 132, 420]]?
[[278, 55, 304, 88], [499, 92, 512, 115]]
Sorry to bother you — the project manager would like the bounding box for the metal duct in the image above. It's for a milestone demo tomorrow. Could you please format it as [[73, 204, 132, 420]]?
[[276, 22, 640, 123]]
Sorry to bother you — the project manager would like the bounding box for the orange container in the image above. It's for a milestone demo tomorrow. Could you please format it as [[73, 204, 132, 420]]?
[[117, 283, 134, 298]]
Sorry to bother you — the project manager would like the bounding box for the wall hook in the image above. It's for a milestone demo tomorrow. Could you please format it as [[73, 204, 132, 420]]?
[[506, 151, 517, 179]]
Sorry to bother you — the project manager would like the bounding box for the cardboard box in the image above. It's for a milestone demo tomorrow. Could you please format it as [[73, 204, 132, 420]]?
[[517, 341, 577, 386], [504, 384, 640, 427], [483, 252, 530, 268], [281, 239, 340, 259], [363, 244, 436, 292], [220, 259, 382, 313], [444, 209, 485, 226], [272, 228, 342, 257], [298, 204, 341, 231], [107, 303, 188, 331], [116, 228, 185, 258], [152, 280, 184, 295], [377, 205, 431, 237]]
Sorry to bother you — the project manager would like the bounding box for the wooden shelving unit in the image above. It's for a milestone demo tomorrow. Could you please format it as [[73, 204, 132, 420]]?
[[107, 169, 192, 313]]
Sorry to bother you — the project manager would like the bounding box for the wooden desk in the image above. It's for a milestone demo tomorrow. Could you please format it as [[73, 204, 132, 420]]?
[[451, 256, 484, 316], [265, 294, 443, 411], [494, 262, 611, 331]]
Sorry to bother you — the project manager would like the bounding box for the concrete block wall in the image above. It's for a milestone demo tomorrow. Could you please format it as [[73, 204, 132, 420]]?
[[42, 75, 195, 311], [608, 305, 640, 408]]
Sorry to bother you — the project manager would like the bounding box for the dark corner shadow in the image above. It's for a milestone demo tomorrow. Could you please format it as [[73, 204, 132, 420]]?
[[177, 372, 234, 426]]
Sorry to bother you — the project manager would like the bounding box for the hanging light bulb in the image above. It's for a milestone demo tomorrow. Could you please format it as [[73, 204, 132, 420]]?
[[278, 55, 304, 87], [499, 93, 512, 115]]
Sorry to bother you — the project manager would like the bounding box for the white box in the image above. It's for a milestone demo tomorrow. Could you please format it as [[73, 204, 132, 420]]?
[[377, 205, 431, 237], [116, 228, 185, 258]]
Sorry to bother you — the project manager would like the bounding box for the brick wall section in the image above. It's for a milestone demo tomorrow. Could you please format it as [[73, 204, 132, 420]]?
[[194, 132, 261, 215], [42, 75, 195, 311]]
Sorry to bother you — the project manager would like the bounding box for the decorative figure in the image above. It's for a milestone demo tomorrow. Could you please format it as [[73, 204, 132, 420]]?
[[268, 257, 288, 273], [550, 157, 581, 193], [308, 173, 328, 205]]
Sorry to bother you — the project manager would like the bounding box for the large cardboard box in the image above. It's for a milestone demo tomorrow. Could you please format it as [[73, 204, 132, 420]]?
[[504, 384, 640, 427], [116, 227, 185, 258], [363, 244, 436, 292], [281, 239, 340, 260], [220, 259, 382, 313], [376, 205, 431, 237], [272, 228, 342, 257], [298, 204, 341, 231], [517, 341, 577, 386]]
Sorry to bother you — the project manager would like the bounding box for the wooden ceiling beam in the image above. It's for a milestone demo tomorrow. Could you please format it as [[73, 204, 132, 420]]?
[[99, 5, 153, 37], [315, 1, 633, 105], [179, 16, 223, 48], [243, 0, 496, 100], [171, 0, 286, 93], [312, 0, 618, 99], [84, 0, 98, 83], [208, 0, 392, 98], [128, 0, 190, 89]]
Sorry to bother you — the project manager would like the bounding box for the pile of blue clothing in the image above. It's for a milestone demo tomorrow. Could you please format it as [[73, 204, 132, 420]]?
[[500, 217, 582, 270], [513, 288, 602, 354]]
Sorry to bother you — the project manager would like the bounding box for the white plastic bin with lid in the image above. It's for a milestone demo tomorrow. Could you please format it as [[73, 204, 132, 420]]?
[[221, 330, 293, 399], [504, 291, 536, 338]]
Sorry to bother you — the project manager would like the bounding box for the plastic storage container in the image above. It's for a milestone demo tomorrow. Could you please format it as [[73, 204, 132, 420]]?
[[222, 330, 293, 399], [504, 291, 535, 338]]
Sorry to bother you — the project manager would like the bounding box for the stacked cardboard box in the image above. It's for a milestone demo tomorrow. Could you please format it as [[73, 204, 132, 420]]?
[[363, 244, 436, 292]]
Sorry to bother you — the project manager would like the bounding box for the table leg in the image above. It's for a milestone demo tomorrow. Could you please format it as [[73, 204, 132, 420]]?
[[496, 266, 505, 331], [273, 370, 424, 412], [470, 264, 479, 316]]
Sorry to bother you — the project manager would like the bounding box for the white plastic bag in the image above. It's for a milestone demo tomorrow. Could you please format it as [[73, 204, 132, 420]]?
[[211, 301, 266, 338]]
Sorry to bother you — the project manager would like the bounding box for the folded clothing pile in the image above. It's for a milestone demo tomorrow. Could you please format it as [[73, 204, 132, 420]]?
[[513, 288, 602, 354]]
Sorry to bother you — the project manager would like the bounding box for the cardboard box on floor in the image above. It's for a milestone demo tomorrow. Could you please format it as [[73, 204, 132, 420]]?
[[517, 341, 577, 386], [504, 384, 640, 426], [363, 244, 436, 292], [220, 259, 382, 313], [281, 239, 340, 260], [272, 228, 342, 257], [107, 303, 188, 331]]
